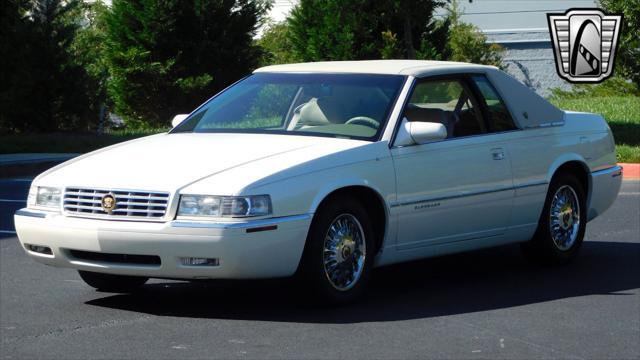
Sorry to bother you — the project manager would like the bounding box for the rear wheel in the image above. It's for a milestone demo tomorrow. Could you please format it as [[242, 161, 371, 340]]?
[[78, 270, 148, 293], [298, 195, 375, 305], [522, 172, 587, 264]]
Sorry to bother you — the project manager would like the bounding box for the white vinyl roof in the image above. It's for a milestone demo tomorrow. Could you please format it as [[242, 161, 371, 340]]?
[[255, 60, 492, 76]]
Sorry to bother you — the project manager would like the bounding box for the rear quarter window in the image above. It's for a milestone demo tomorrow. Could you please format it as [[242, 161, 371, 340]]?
[[472, 75, 518, 132]]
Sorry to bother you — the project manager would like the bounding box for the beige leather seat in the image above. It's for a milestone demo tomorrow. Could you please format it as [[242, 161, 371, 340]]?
[[291, 97, 348, 129]]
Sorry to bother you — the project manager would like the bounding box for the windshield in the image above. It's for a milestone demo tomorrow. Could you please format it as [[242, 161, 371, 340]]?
[[171, 73, 406, 141]]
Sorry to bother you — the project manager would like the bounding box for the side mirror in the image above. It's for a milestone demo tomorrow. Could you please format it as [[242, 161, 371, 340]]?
[[171, 114, 189, 128], [395, 118, 447, 146]]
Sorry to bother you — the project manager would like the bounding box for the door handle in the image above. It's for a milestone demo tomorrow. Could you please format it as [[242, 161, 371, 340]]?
[[491, 148, 505, 161]]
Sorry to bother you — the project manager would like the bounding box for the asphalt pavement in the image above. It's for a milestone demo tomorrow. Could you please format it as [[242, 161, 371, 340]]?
[[1, 181, 638, 359]]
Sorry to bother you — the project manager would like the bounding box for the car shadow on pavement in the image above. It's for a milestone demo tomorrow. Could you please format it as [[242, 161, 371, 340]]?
[[86, 240, 640, 323]]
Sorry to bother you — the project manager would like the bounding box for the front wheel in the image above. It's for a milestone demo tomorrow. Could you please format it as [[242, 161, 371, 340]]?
[[298, 196, 375, 305], [522, 172, 587, 264], [78, 270, 148, 293]]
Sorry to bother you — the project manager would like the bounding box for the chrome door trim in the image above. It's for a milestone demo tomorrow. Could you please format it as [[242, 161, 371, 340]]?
[[390, 186, 513, 208], [514, 180, 549, 189], [390, 180, 549, 208]]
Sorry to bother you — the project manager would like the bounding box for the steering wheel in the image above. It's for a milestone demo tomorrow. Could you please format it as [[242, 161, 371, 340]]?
[[345, 116, 379, 129]]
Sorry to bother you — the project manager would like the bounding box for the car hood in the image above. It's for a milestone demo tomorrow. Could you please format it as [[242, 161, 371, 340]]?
[[37, 133, 367, 191]]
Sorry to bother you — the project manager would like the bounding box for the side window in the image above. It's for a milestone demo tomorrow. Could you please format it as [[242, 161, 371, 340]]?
[[405, 79, 486, 139], [472, 75, 518, 132]]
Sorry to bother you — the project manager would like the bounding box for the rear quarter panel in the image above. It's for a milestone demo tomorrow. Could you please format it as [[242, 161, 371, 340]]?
[[506, 110, 617, 241]]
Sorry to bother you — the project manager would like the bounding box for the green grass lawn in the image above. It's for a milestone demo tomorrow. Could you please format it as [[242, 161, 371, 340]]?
[[2, 96, 639, 162], [551, 96, 640, 163]]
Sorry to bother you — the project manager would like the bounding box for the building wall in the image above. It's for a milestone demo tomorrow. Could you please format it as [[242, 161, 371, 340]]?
[[485, 29, 571, 97], [450, 0, 597, 31], [449, 0, 598, 97]]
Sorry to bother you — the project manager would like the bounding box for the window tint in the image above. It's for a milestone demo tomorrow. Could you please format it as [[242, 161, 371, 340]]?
[[405, 79, 485, 138], [191, 84, 298, 130], [472, 75, 517, 132]]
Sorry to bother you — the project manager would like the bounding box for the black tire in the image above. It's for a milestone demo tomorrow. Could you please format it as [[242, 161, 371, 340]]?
[[78, 270, 148, 293], [297, 195, 375, 305], [521, 172, 587, 264]]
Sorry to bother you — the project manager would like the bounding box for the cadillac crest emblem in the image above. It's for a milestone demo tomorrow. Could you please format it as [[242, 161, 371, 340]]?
[[101, 193, 116, 214]]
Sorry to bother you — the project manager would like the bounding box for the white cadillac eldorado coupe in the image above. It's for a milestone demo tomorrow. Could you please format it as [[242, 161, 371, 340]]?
[[15, 60, 622, 303]]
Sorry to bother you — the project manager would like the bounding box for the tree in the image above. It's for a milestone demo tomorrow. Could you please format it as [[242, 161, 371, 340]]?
[[599, 0, 640, 88], [287, 0, 447, 61], [380, 30, 402, 59], [0, 0, 94, 133], [288, 0, 374, 61], [386, 0, 448, 59], [70, 1, 110, 132], [283, 0, 499, 65], [104, 0, 271, 128], [0, 0, 30, 133], [443, 0, 503, 67], [258, 20, 301, 66]]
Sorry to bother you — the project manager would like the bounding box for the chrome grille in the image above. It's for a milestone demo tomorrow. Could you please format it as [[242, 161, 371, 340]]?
[[63, 188, 170, 219]]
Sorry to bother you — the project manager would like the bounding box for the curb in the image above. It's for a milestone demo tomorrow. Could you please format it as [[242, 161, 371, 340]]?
[[620, 163, 640, 180]]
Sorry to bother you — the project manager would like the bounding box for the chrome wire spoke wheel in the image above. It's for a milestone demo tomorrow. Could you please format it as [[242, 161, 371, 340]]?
[[323, 213, 367, 291], [549, 185, 581, 251]]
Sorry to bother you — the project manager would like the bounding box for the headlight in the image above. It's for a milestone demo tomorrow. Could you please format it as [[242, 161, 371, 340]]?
[[29, 186, 62, 209], [177, 195, 272, 218]]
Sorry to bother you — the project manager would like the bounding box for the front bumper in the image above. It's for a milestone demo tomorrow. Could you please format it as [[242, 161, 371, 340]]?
[[14, 210, 312, 279]]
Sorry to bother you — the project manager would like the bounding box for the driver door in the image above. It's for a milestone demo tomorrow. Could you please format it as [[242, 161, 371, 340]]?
[[391, 76, 514, 250]]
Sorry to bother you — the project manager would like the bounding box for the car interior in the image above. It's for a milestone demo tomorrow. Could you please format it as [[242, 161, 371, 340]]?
[[290, 87, 389, 126], [403, 79, 486, 139]]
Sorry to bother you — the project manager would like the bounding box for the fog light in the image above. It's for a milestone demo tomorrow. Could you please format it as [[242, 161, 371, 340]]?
[[25, 244, 53, 255], [180, 257, 219, 266]]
